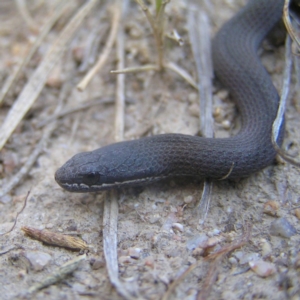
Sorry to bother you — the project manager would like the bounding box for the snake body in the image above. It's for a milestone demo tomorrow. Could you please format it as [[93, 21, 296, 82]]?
[[55, 0, 285, 192]]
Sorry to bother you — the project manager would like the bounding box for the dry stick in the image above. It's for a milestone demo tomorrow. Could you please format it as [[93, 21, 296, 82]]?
[[22, 226, 89, 250], [0, 1, 72, 106], [272, 35, 300, 166], [103, 1, 136, 299], [188, 6, 214, 224], [0, 191, 30, 236], [0, 0, 98, 151], [77, 1, 121, 91], [36, 97, 116, 128]]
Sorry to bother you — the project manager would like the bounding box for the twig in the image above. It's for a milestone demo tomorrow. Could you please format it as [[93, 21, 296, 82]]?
[[22, 226, 89, 250], [0, 0, 98, 150], [77, 0, 121, 91], [36, 97, 117, 128], [27, 254, 86, 294], [197, 223, 252, 300], [0, 191, 29, 236]]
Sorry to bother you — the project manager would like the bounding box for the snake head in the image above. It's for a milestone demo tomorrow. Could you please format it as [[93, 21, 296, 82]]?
[[55, 139, 159, 192]]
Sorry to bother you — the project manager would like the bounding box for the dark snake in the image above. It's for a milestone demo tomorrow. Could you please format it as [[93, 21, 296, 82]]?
[[55, 0, 285, 193]]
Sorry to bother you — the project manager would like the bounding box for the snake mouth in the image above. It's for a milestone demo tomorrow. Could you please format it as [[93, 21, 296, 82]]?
[[54, 173, 169, 193]]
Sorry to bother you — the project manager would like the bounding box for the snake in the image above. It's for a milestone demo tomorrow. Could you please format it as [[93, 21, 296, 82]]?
[[55, 0, 285, 193]]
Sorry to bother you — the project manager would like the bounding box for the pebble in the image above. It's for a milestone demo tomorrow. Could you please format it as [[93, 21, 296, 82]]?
[[234, 251, 260, 265], [261, 239, 272, 257], [119, 256, 136, 265], [263, 201, 280, 217], [90, 257, 105, 270], [184, 195, 194, 204], [186, 234, 208, 251], [270, 218, 297, 238], [172, 223, 184, 232], [249, 260, 276, 277], [294, 208, 300, 220], [24, 251, 51, 271], [128, 247, 141, 259], [0, 195, 11, 204]]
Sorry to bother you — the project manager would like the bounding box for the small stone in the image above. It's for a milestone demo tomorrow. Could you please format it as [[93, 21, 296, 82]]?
[[186, 234, 208, 251], [249, 260, 276, 277], [261, 239, 272, 257], [222, 120, 231, 129], [0, 195, 12, 204], [24, 251, 51, 271], [206, 236, 223, 248], [144, 256, 154, 268], [184, 195, 194, 204], [172, 223, 184, 232], [228, 257, 238, 265], [90, 257, 105, 270], [241, 253, 261, 265], [294, 252, 300, 269], [294, 208, 300, 220], [188, 103, 199, 117], [128, 248, 141, 259], [192, 248, 204, 257], [263, 201, 280, 217], [270, 218, 297, 238], [119, 256, 135, 265]]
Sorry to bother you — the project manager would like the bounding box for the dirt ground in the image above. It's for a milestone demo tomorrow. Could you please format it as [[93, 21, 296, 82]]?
[[0, 0, 299, 299]]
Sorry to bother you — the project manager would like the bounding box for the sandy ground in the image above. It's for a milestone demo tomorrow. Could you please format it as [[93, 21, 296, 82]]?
[[0, 0, 299, 299]]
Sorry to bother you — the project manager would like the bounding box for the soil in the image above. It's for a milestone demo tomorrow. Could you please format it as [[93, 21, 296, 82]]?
[[0, 0, 299, 299]]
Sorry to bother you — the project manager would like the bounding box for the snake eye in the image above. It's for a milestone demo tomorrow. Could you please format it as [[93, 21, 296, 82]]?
[[82, 172, 100, 186]]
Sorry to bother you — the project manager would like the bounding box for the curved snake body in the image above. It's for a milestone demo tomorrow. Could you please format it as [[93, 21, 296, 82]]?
[[55, 0, 285, 192]]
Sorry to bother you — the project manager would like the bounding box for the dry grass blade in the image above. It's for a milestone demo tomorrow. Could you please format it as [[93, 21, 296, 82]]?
[[103, 193, 136, 299], [27, 254, 87, 294], [165, 62, 198, 89], [0, 0, 98, 151], [111, 64, 158, 74], [77, 0, 121, 91], [0, 1, 73, 106], [272, 35, 300, 166], [15, 0, 39, 32], [103, 1, 137, 298], [188, 6, 214, 224], [283, 0, 300, 48]]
